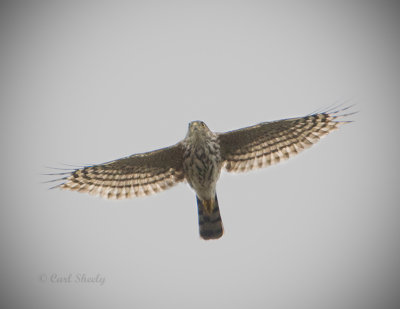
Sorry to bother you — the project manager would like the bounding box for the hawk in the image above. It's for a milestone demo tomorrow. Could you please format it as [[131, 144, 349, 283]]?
[[50, 106, 353, 240]]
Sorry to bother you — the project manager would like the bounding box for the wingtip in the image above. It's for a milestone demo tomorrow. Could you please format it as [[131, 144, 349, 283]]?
[[42, 165, 75, 190]]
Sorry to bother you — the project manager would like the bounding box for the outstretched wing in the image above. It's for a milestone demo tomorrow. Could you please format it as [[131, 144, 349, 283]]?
[[51, 143, 185, 199], [218, 107, 353, 173]]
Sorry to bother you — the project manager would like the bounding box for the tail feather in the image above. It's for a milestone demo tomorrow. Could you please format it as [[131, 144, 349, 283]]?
[[196, 194, 224, 240]]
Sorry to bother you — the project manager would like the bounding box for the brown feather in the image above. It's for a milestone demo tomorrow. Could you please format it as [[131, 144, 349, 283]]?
[[57, 143, 185, 199], [218, 109, 350, 173]]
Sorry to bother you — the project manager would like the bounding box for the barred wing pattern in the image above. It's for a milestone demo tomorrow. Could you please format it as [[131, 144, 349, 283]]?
[[218, 109, 350, 173], [55, 143, 185, 200]]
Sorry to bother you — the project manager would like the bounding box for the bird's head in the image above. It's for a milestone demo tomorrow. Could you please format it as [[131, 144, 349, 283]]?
[[187, 121, 212, 139]]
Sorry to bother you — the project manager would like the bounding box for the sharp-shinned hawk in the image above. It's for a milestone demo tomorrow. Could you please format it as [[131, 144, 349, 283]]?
[[50, 106, 353, 240]]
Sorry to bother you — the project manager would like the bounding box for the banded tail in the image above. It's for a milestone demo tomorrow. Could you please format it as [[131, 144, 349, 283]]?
[[196, 194, 224, 240]]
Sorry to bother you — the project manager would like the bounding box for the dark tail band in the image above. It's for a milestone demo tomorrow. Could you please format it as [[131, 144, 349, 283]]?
[[196, 194, 224, 240]]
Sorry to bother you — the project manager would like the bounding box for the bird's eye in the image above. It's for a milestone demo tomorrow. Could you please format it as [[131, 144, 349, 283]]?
[[201, 122, 206, 127]]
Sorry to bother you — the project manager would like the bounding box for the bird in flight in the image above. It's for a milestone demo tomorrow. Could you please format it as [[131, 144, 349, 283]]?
[[50, 106, 354, 240]]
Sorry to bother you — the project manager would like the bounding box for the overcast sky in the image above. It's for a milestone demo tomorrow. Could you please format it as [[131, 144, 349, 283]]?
[[1, 1, 399, 309]]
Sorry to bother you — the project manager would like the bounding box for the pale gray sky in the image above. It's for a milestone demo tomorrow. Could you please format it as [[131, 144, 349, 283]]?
[[1, 1, 399, 309]]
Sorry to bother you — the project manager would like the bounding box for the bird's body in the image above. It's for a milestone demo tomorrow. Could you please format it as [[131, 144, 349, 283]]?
[[182, 121, 224, 239], [183, 121, 222, 201], [50, 106, 354, 240]]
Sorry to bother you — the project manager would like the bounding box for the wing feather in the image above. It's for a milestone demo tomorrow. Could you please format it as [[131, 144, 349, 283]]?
[[218, 108, 353, 173], [54, 143, 185, 199]]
